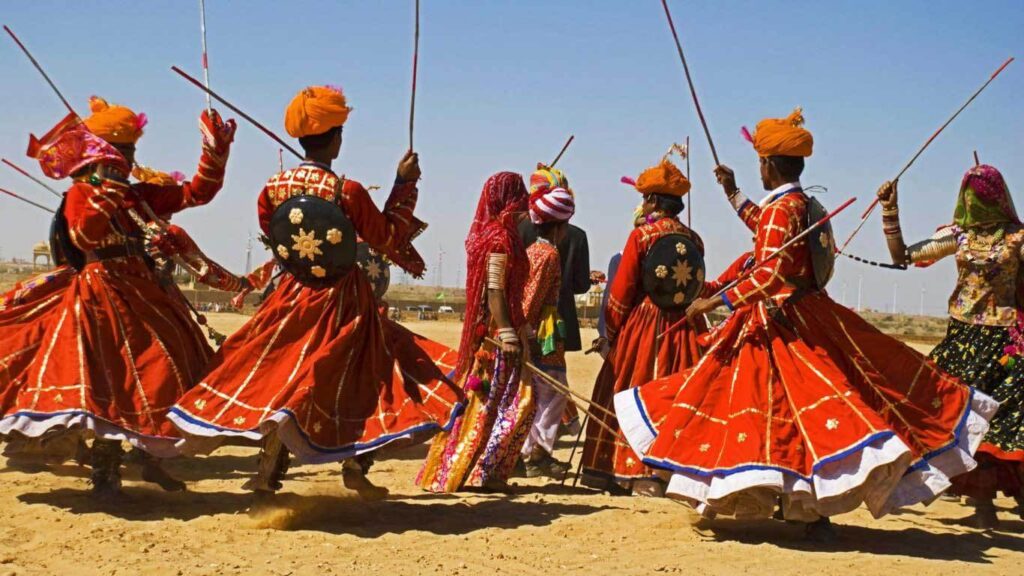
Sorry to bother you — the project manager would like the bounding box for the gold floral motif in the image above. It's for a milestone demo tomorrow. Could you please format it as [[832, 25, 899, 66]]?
[[311, 266, 327, 278], [289, 208, 304, 225], [825, 418, 839, 430], [673, 430, 682, 439], [931, 398, 942, 409], [364, 260, 382, 280], [672, 260, 693, 287], [676, 242, 688, 256], [295, 169, 307, 179], [313, 421, 322, 433], [276, 244, 290, 259], [233, 416, 246, 426], [291, 228, 324, 261], [194, 399, 207, 410], [655, 265, 669, 279], [673, 292, 685, 305], [699, 443, 711, 452], [326, 228, 343, 245], [736, 432, 747, 443], [696, 269, 705, 283], [626, 456, 636, 467], [54, 393, 63, 404]]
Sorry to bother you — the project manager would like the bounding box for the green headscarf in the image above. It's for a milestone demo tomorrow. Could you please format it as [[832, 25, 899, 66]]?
[[952, 165, 1018, 229]]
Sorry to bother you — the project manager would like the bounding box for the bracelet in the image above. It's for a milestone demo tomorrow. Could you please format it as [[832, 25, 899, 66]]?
[[487, 253, 507, 290], [881, 207, 899, 217], [497, 329, 520, 345]]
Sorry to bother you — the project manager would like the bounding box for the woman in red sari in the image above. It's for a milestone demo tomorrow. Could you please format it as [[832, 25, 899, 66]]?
[[580, 154, 707, 496], [417, 171, 533, 492], [615, 109, 996, 540], [168, 86, 463, 499], [0, 100, 235, 496]]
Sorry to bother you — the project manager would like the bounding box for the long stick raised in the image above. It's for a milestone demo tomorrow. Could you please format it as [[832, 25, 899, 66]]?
[[2, 158, 62, 199], [686, 134, 692, 228], [198, 0, 213, 111], [409, 0, 420, 150], [660, 0, 719, 165], [3, 25, 76, 116], [0, 186, 55, 214], [837, 57, 1014, 254], [549, 134, 575, 168], [171, 66, 304, 160], [660, 196, 857, 337]]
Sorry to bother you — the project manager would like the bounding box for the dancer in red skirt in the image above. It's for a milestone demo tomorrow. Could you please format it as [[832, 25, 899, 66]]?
[[581, 153, 707, 495], [0, 98, 236, 495], [167, 86, 463, 499], [614, 109, 997, 539]]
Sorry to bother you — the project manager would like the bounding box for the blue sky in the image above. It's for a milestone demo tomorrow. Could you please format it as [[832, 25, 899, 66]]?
[[0, 0, 1021, 314]]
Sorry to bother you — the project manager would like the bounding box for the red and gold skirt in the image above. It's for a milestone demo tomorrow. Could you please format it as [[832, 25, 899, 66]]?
[[615, 292, 996, 520]]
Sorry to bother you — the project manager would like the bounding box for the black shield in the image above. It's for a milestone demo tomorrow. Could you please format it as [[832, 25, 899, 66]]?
[[268, 195, 356, 288], [356, 242, 391, 300], [806, 196, 836, 289], [642, 234, 706, 311]]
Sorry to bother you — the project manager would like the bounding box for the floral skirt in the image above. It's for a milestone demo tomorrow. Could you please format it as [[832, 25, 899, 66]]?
[[930, 319, 1024, 498], [417, 345, 534, 492]]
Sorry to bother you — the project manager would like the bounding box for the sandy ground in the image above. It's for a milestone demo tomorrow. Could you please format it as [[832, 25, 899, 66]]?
[[0, 315, 1021, 576]]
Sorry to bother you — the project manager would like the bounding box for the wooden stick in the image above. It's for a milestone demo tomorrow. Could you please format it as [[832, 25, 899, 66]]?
[[0, 186, 55, 214], [409, 0, 420, 151], [171, 66, 304, 160], [198, 0, 213, 111], [660, 196, 858, 337], [973, 150, 980, 166], [3, 26, 76, 117], [550, 134, 575, 168], [2, 158, 62, 199], [562, 412, 589, 486], [686, 134, 692, 228], [484, 337, 618, 425], [838, 56, 1014, 253], [659, 0, 719, 165]]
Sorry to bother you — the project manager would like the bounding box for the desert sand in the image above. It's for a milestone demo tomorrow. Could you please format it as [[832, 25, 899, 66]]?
[[0, 315, 1021, 576]]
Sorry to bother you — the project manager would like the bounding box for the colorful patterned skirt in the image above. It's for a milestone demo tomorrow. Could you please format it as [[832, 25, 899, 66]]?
[[417, 343, 535, 492], [581, 298, 705, 490], [0, 258, 211, 457], [168, 272, 464, 464], [615, 292, 996, 521], [931, 318, 1024, 499]]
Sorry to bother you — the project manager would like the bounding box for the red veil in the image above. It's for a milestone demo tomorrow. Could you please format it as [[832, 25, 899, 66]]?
[[457, 171, 529, 378]]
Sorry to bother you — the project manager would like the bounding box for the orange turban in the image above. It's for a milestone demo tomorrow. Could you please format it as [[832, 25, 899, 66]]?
[[284, 86, 352, 138], [635, 159, 691, 197], [751, 108, 813, 157], [83, 96, 145, 145]]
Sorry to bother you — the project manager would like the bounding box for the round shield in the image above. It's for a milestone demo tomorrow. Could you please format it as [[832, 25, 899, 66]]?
[[356, 242, 391, 300], [806, 196, 836, 289], [268, 195, 356, 288], [642, 234, 706, 311]]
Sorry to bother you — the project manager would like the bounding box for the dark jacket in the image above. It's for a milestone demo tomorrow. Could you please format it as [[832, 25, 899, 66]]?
[[518, 221, 591, 351]]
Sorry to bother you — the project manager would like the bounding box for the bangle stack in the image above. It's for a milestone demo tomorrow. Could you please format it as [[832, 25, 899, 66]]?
[[881, 207, 901, 238], [497, 327, 519, 345]]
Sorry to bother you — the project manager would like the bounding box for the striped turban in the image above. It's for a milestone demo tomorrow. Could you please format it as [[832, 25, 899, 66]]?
[[529, 187, 575, 224]]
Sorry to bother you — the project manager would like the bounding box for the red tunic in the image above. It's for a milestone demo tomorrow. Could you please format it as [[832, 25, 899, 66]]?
[[0, 148, 227, 456], [168, 164, 463, 464], [614, 189, 997, 520], [581, 217, 707, 488]]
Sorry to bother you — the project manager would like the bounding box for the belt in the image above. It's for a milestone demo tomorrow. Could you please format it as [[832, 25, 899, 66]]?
[[85, 242, 146, 263]]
